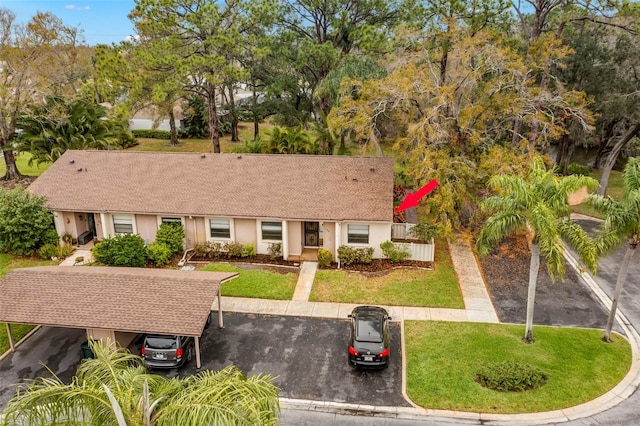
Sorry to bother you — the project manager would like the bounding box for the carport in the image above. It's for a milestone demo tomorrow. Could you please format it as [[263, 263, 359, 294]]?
[[0, 266, 238, 369]]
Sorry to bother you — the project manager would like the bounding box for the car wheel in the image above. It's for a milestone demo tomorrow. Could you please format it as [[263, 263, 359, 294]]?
[[186, 344, 194, 363]]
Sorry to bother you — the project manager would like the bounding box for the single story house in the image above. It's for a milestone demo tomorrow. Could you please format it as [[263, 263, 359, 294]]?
[[28, 151, 394, 260]]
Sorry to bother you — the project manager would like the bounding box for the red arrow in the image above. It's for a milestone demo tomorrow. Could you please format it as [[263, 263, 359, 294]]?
[[395, 179, 439, 213]]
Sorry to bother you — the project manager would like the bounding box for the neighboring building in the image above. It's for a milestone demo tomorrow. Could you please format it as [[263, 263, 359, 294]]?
[[128, 104, 185, 132], [28, 151, 394, 260]]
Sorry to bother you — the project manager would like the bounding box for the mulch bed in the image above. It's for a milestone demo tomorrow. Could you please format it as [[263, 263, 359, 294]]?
[[321, 259, 433, 275], [0, 176, 36, 190], [478, 234, 611, 329]]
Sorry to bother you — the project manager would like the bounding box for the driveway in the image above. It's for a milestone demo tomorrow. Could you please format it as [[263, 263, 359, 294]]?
[[162, 313, 409, 406], [0, 314, 408, 409]]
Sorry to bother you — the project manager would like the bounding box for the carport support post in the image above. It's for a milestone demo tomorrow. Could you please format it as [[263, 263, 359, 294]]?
[[217, 287, 224, 328], [5, 323, 15, 352], [195, 336, 201, 369]]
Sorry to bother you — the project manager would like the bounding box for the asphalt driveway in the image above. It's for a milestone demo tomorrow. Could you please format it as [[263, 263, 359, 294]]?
[[0, 313, 408, 409], [163, 313, 409, 406]]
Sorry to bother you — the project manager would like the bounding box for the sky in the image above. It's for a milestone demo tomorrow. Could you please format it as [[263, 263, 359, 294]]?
[[0, 0, 137, 45]]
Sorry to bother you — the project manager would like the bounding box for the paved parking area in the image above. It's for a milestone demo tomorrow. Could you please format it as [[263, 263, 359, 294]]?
[[162, 313, 409, 406], [1, 313, 409, 409]]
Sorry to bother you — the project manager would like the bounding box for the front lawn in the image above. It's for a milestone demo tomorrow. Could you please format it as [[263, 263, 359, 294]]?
[[572, 169, 623, 219], [200, 263, 297, 300], [0, 254, 60, 355], [308, 238, 463, 308], [0, 152, 50, 177], [406, 321, 631, 413]]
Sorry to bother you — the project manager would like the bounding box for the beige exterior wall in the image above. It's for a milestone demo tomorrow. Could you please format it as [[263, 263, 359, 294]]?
[[114, 331, 138, 348], [94, 214, 105, 240], [86, 328, 115, 343], [60, 212, 77, 237], [235, 219, 256, 245], [288, 221, 302, 256], [340, 222, 391, 258], [322, 222, 336, 259], [136, 215, 158, 243], [184, 217, 208, 248], [74, 213, 90, 236]]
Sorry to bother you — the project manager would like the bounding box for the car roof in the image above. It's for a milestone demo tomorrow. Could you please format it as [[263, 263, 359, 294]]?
[[352, 305, 388, 317]]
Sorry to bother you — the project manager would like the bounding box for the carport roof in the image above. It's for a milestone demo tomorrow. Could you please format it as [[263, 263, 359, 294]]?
[[0, 266, 237, 337]]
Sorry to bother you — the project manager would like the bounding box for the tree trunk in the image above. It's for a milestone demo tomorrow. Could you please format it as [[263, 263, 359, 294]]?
[[594, 119, 620, 169], [511, 117, 523, 149], [603, 240, 638, 342], [227, 83, 239, 142], [252, 81, 259, 140], [524, 242, 540, 343], [598, 123, 640, 195], [168, 108, 179, 146], [1, 150, 22, 181], [206, 84, 221, 153], [555, 120, 571, 173]]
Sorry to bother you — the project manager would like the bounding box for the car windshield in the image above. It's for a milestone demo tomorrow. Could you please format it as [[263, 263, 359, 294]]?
[[145, 336, 178, 349], [355, 316, 382, 342]]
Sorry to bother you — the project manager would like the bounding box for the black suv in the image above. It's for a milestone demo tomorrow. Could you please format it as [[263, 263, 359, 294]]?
[[348, 305, 391, 369], [142, 334, 194, 369]]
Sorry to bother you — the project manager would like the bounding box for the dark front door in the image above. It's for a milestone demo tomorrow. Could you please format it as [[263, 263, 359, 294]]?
[[304, 222, 319, 247], [87, 213, 97, 236]]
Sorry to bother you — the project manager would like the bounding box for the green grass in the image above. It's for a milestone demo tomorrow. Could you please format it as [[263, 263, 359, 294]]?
[[571, 169, 624, 219], [406, 321, 631, 413], [0, 152, 51, 177], [128, 121, 275, 154], [200, 263, 297, 300], [308, 238, 463, 308], [0, 253, 60, 354]]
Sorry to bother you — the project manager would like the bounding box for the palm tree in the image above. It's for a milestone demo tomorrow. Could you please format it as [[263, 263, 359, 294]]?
[[2, 341, 280, 425], [589, 157, 640, 342], [16, 96, 120, 166], [476, 156, 599, 343]]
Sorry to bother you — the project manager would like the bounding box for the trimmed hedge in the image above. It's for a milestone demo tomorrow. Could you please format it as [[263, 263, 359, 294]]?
[[92, 234, 147, 267], [337, 245, 374, 266], [475, 361, 547, 392], [317, 248, 332, 267], [131, 129, 172, 139]]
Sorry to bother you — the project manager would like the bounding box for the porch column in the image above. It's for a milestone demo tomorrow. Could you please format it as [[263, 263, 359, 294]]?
[[195, 336, 201, 369], [217, 287, 224, 329], [53, 212, 65, 243], [5, 323, 14, 352], [100, 212, 109, 238], [282, 220, 288, 260], [335, 223, 341, 268]]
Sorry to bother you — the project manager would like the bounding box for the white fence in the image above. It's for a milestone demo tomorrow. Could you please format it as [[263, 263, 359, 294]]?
[[390, 223, 434, 262]]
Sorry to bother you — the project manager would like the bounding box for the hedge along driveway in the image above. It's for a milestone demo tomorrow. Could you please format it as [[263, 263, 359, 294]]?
[[199, 263, 297, 300], [309, 240, 462, 308], [405, 321, 631, 414]]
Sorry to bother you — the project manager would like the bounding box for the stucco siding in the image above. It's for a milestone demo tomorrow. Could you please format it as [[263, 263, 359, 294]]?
[[340, 222, 391, 258], [322, 222, 336, 259], [136, 215, 158, 244], [288, 221, 302, 256], [235, 219, 256, 245], [60, 212, 77, 237]]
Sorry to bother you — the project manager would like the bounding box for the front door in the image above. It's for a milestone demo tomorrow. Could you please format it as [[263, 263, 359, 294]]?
[[304, 222, 319, 247], [87, 213, 97, 236]]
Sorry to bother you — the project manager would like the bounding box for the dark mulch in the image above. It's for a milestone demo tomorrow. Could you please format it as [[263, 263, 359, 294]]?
[[0, 176, 36, 190], [187, 254, 300, 268], [478, 234, 612, 330], [321, 258, 433, 274]]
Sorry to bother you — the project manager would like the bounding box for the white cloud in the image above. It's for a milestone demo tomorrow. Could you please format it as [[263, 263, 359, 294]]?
[[124, 34, 140, 42], [65, 5, 91, 11]]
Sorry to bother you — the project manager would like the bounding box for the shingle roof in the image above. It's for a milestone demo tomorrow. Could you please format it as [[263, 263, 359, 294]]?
[[0, 267, 237, 336], [28, 151, 394, 222]]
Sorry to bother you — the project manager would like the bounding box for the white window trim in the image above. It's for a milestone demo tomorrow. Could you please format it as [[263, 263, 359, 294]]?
[[111, 214, 137, 235], [259, 220, 283, 242], [157, 216, 185, 228], [346, 224, 370, 246], [207, 218, 234, 242]]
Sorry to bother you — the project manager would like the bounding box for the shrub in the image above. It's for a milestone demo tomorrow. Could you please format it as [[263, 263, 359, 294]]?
[[224, 242, 244, 258], [62, 233, 74, 245], [566, 163, 591, 176], [43, 228, 61, 247], [92, 234, 147, 267], [192, 242, 210, 258], [38, 244, 57, 260], [475, 361, 547, 392], [355, 247, 374, 264], [155, 223, 184, 255], [242, 243, 256, 257], [147, 242, 173, 266], [0, 188, 57, 255], [317, 248, 332, 267], [209, 241, 225, 258], [380, 241, 412, 263], [131, 129, 172, 139], [55, 243, 74, 259], [267, 242, 282, 259]]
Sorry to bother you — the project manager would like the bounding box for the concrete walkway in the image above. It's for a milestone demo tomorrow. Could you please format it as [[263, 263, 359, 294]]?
[[59, 248, 94, 266], [291, 261, 318, 301]]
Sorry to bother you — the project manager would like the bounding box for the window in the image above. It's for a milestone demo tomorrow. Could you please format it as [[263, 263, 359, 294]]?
[[113, 215, 133, 234], [261, 221, 282, 240], [161, 217, 182, 225], [210, 219, 231, 239], [347, 224, 369, 244]]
